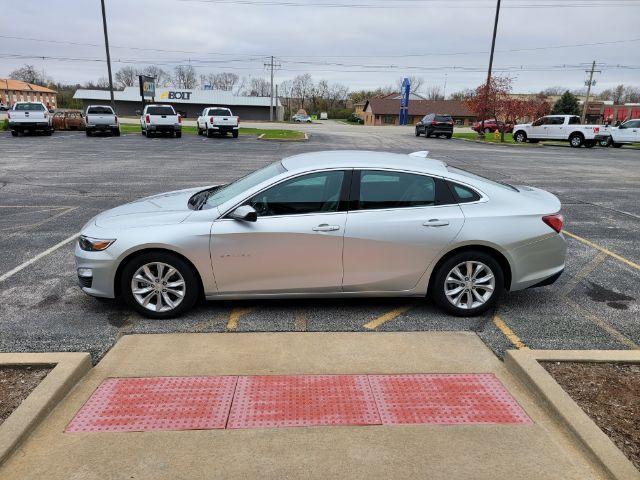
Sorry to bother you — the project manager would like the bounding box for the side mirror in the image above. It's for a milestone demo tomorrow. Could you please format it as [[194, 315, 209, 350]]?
[[49, 109, 55, 113], [228, 205, 257, 222]]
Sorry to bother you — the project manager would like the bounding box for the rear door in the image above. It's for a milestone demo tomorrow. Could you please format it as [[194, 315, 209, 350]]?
[[546, 116, 567, 139], [342, 170, 464, 292]]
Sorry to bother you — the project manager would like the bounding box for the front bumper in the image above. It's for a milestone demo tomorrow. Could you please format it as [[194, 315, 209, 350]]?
[[74, 241, 118, 298]]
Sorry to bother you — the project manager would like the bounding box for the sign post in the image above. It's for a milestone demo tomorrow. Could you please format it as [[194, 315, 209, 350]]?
[[399, 77, 411, 126], [138, 75, 156, 112]]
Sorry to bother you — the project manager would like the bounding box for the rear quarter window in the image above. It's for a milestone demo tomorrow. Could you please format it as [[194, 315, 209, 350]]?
[[448, 182, 481, 203]]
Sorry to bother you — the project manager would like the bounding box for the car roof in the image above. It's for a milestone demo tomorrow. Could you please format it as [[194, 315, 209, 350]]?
[[281, 150, 448, 174]]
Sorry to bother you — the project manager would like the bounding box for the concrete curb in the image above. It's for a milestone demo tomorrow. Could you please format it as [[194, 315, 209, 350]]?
[[505, 349, 640, 480], [0, 353, 91, 465], [257, 132, 308, 142]]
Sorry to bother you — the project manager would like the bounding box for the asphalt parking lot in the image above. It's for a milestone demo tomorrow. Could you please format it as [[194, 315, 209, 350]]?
[[0, 121, 638, 362]]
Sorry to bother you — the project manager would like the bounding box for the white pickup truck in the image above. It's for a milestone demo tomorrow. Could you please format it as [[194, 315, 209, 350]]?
[[140, 104, 182, 138], [7, 102, 53, 136], [85, 105, 120, 136], [596, 119, 640, 148], [513, 114, 609, 148], [196, 107, 239, 138]]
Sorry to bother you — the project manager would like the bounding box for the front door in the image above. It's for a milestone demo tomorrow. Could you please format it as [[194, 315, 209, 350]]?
[[342, 170, 465, 292], [529, 117, 548, 139], [210, 170, 348, 294]]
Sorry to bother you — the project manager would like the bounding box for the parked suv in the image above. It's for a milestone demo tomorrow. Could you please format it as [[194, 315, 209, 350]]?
[[415, 114, 453, 138], [85, 105, 120, 136]]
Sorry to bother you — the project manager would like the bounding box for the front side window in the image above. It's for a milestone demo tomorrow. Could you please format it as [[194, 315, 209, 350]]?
[[357, 171, 435, 210], [532, 117, 547, 126], [247, 170, 345, 217]]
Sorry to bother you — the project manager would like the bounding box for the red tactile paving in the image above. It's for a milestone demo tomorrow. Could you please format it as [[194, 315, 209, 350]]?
[[227, 374, 381, 429], [65, 376, 237, 433], [368, 373, 532, 425]]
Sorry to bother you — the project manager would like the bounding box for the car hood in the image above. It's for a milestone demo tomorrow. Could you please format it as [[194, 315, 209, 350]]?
[[93, 186, 213, 229]]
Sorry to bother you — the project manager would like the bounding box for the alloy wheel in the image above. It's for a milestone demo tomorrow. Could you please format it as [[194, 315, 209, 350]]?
[[130, 262, 185, 313], [444, 261, 495, 310]]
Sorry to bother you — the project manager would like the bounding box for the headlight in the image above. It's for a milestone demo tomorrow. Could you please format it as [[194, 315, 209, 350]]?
[[78, 235, 116, 251]]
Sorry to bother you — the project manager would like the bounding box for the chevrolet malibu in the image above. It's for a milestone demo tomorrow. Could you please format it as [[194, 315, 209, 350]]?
[[75, 150, 566, 319]]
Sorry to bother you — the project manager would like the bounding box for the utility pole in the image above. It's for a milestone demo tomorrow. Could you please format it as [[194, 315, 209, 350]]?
[[275, 83, 279, 121], [265, 56, 275, 122], [481, 0, 501, 135], [100, 0, 115, 112], [443, 73, 448, 100], [581, 60, 600, 124]]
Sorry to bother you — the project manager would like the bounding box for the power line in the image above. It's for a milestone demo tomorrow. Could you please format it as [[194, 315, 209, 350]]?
[[176, 0, 640, 8]]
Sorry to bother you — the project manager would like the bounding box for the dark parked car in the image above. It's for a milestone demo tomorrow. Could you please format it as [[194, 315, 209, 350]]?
[[472, 119, 514, 134], [415, 114, 453, 138]]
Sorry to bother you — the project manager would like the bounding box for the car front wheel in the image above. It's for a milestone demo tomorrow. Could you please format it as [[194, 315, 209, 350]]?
[[514, 131, 527, 143], [121, 252, 199, 319], [431, 251, 504, 317]]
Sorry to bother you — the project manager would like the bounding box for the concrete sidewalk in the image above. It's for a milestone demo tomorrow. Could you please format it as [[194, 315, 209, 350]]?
[[1, 332, 608, 479]]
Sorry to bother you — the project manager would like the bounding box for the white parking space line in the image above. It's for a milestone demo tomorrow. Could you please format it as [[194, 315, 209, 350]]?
[[0, 233, 79, 283]]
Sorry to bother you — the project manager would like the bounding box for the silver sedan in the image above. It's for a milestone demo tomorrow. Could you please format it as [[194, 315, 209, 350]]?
[[75, 150, 566, 318]]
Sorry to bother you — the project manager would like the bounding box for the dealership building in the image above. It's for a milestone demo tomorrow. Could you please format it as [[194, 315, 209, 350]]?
[[73, 86, 283, 120]]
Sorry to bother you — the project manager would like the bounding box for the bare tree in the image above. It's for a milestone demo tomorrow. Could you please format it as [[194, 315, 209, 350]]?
[[449, 89, 474, 101], [203, 72, 240, 91], [424, 85, 444, 101], [247, 77, 270, 96], [624, 85, 640, 103], [10, 64, 49, 86], [612, 84, 626, 104], [141, 65, 170, 86], [114, 66, 138, 88], [173, 65, 198, 89], [327, 82, 349, 110], [292, 74, 313, 110]]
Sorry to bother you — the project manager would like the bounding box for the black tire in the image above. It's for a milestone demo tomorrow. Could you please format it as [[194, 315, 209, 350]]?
[[232, 130, 239, 138], [10, 130, 18, 137], [141, 129, 147, 136], [415, 127, 420, 137], [175, 131, 182, 138], [569, 133, 584, 148], [431, 250, 504, 317], [445, 133, 452, 139], [86, 129, 92, 137], [206, 129, 213, 138], [44, 129, 53, 136], [612, 143, 623, 148], [513, 130, 527, 143], [120, 251, 199, 319], [113, 129, 120, 137]]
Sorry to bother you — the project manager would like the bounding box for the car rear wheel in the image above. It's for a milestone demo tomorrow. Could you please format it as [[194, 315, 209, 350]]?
[[431, 251, 504, 317], [415, 127, 420, 137], [569, 133, 584, 148], [10, 130, 18, 137], [513, 130, 527, 143], [121, 252, 199, 319], [175, 131, 182, 138], [232, 130, 239, 138], [113, 129, 120, 136]]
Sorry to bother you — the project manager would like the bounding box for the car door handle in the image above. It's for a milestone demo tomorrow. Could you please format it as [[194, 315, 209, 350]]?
[[313, 224, 340, 232], [423, 219, 450, 227]]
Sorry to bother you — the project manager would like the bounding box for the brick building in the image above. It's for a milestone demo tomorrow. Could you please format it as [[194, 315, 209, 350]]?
[[362, 93, 476, 126], [0, 78, 57, 108]]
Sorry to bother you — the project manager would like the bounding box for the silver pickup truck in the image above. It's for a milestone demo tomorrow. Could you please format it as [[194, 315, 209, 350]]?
[[85, 105, 120, 136], [8, 102, 54, 136]]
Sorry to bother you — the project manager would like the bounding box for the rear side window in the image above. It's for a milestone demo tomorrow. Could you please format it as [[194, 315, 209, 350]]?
[[147, 106, 175, 115], [568, 116, 581, 125], [15, 103, 45, 111], [357, 171, 435, 210], [448, 182, 481, 203], [208, 108, 232, 116], [87, 106, 113, 114]]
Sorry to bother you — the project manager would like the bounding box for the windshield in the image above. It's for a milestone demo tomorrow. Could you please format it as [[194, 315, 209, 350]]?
[[203, 161, 287, 209], [208, 109, 231, 116], [15, 103, 45, 111], [435, 115, 452, 122], [87, 106, 113, 114], [147, 106, 175, 115], [446, 166, 518, 192]]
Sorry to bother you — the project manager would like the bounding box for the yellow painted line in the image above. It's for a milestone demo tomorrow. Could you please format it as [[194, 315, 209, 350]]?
[[492, 315, 528, 350], [562, 297, 639, 350], [226, 307, 255, 331], [563, 230, 640, 271], [559, 251, 607, 298], [294, 310, 308, 331], [363, 303, 416, 330]]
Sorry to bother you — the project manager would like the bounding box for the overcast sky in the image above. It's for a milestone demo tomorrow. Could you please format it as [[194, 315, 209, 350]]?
[[1, 0, 639, 95]]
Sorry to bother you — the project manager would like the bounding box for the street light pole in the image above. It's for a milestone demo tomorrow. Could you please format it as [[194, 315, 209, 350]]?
[[100, 0, 116, 112], [481, 0, 501, 135]]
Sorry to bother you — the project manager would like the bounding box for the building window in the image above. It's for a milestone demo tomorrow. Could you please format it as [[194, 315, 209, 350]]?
[[383, 115, 396, 124]]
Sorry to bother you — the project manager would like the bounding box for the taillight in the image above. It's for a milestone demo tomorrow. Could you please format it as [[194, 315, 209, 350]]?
[[178, 115, 182, 124], [237, 116, 240, 123], [209, 116, 214, 123], [542, 214, 564, 233], [594, 127, 599, 133], [432, 120, 438, 125], [145, 114, 150, 123]]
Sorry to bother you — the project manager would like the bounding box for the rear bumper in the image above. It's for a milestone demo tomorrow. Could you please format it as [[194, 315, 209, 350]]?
[[148, 125, 181, 132], [508, 233, 567, 291], [9, 121, 50, 129], [87, 124, 118, 130], [208, 125, 239, 133]]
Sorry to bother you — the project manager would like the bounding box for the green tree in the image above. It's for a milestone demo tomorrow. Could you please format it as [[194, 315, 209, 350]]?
[[551, 91, 580, 115]]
